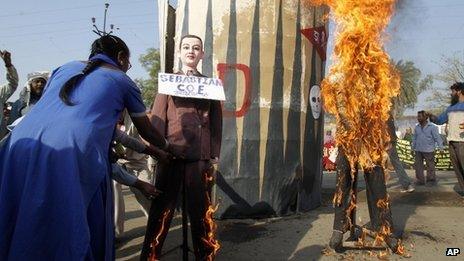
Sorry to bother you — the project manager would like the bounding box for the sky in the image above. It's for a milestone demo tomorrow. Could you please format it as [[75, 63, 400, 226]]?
[[0, 0, 164, 100], [387, 0, 464, 113], [1, 0, 463, 114]]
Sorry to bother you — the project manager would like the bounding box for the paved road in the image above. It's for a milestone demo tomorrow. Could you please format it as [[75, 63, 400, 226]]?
[[116, 170, 464, 260]]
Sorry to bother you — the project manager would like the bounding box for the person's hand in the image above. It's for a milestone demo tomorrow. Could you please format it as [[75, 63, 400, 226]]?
[[145, 144, 174, 164], [156, 150, 174, 165], [0, 50, 12, 67], [134, 180, 162, 199], [113, 150, 126, 160], [207, 159, 219, 183], [166, 143, 187, 159], [210, 157, 219, 172]]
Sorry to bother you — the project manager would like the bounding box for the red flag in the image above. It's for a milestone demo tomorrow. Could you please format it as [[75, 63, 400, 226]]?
[[301, 26, 328, 61]]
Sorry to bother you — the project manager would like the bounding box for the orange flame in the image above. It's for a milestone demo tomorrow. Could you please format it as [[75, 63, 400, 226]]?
[[311, 0, 400, 169], [202, 194, 220, 261], [311, 1, 408, 256], [356, 227, 368, 247], [374, 196, 392, 246], [202, 171, 220, 260], [374, 224, 391, 246], [374, 197, 408, 256], [149, 209, 171, 261], [396, 239, 406, 255], [346, 190, 357, 229], [332, 175, 343, 206], [376, 196, 390, 209], [378, 250, 389, 260]]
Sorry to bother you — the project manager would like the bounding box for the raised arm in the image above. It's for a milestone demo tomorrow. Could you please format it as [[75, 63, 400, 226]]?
[[0, 51, 18, 102]]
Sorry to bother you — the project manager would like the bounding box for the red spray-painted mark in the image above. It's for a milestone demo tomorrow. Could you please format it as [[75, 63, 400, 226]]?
[[217, 63, 252, 118]]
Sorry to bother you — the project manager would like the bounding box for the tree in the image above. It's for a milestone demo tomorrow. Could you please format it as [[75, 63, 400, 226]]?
[[135, 48, 161, 106], [392, 60, 433, 118], [428, 52, 464, 114]]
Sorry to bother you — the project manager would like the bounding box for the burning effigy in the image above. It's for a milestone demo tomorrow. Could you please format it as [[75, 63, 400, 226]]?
[[311, 0, 406, 256]]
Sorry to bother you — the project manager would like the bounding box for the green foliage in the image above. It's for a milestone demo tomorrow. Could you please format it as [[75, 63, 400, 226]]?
[[393, 60, 433, 117], [429, 52, 464, 112], [136, 48, 161, 106]]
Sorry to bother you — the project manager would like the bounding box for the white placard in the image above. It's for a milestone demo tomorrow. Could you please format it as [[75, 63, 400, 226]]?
[[158, 73, 226, 101]]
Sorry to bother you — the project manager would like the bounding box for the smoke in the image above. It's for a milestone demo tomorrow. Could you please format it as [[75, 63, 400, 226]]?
[[389, 0, 427, 38], [395, 0, 408, 10]]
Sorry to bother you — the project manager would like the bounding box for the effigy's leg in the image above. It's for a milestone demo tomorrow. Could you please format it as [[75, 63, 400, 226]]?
[[330, 148, 358, 251], [364, 165, 401, 253]]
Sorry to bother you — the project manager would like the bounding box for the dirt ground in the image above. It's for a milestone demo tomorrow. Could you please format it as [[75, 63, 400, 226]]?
[[116, 170, 464, 261]]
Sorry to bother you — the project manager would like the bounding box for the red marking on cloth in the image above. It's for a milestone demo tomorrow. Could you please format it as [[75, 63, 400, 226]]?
[[217, 63, 252, 118], [301, 26, 328, 61]]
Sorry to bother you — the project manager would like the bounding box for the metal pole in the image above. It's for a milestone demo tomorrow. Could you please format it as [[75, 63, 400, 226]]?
[[103, 3, 109, 33]]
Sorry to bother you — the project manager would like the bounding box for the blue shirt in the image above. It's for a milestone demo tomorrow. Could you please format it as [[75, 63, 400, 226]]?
[[412, 122, 444, 152], [434, 102, 464, 142], [0, 56, 146, 260]]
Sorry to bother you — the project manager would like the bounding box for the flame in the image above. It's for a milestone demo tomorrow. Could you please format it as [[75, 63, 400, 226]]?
[[376, 196, 390, 210], [310, 0, 400, 169], [374, 197, 408, 256], [310, 0, 408, 256], [356, 227, 368, 247], [396, 239, 406, 255], [321, 247, 335, 256], [374, 224, 392, 246], [374, 196, 392, 246], [378, 251, 389, 260], [149, 209, 171, 261], [202, 172, 220, 260], [332, 172, 344, 206], [346, 188, 357, 229]]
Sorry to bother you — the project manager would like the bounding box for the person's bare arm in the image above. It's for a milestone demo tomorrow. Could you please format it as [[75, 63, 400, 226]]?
[[131, 115, 168, 149], [131, 115, 187, 157]]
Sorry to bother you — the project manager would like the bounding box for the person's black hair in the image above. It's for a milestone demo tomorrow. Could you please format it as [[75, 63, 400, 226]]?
[[179, 34, 203, 50], [59, 35, 130, 105], [417, 110, 426, 116], [450, 82, 464, 93]]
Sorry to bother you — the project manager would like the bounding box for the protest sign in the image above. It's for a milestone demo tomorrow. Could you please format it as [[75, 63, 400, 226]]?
[[396, 139, 453, 170], [158, 73, 226, 101]]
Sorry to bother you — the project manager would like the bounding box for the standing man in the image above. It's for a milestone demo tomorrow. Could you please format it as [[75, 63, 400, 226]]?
[[0, 51, 18, 139], [428, 82, 464, 194], [141, 35, 223, 260], [412, 110, 443, 186], [387, 114, 414, 192]]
